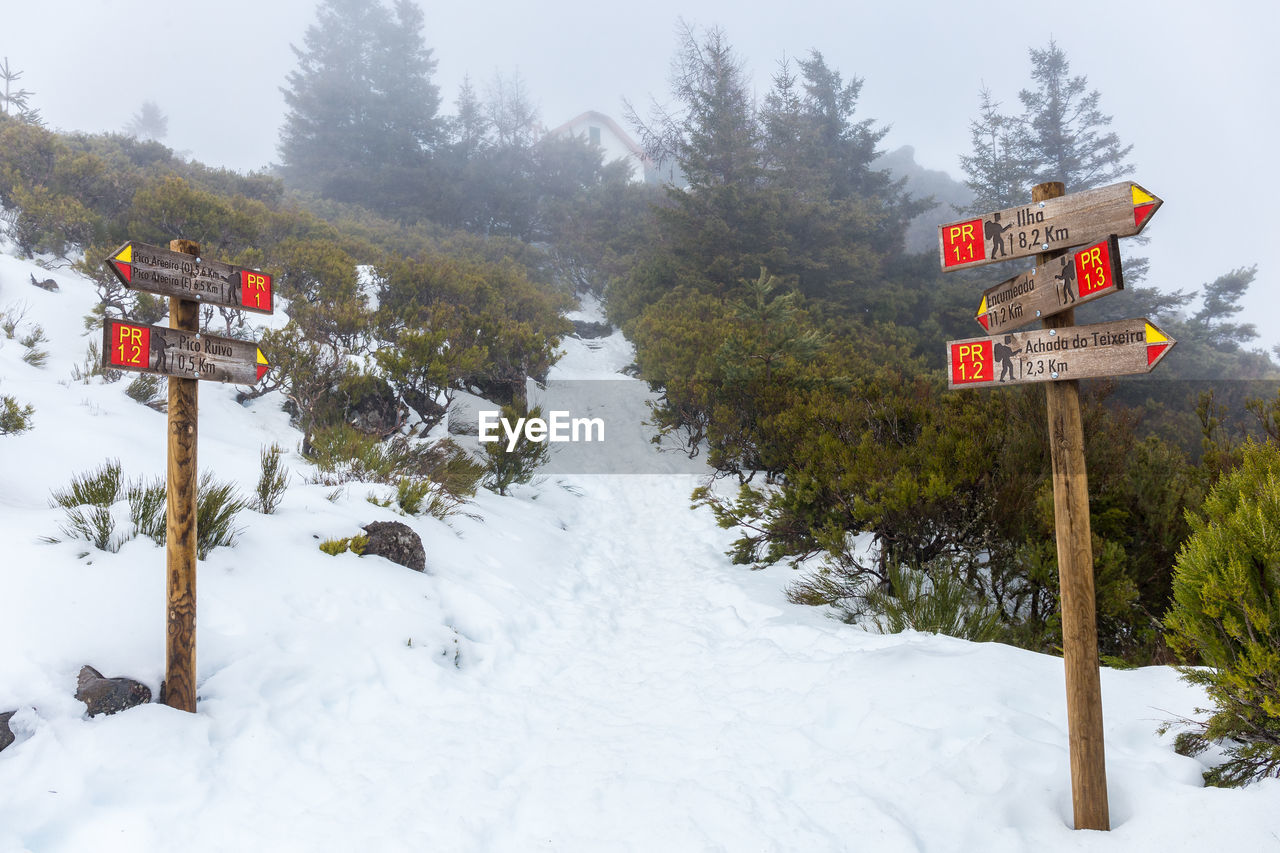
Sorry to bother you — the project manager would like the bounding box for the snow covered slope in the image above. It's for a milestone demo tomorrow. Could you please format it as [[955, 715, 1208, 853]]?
[[0, 245, 1277, 852]]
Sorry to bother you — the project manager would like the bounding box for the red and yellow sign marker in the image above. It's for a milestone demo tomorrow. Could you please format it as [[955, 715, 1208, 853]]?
[[105, 242, 273, 315], [1145, 321, 1171, 365], [1132, 184, 1158, 230]]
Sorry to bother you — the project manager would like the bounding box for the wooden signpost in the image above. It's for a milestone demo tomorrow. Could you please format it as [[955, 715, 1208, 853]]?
[[104, 319, 270, 385], [101, 240, 273, 714], [939, 181, 1168, 832], [948, 317, 1173, 389], [105, 241, 274, 314], [975, 237, 1124, 335], [938, 181, 1161, 271]]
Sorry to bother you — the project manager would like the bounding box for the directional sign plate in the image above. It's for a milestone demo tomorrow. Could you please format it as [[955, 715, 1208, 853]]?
[[939, 182, 1161, 271], [103, 319, 269, 384], [104, 242, 274, 314], [975, 236, 1124, 335], [947, 318, 1174, 390]]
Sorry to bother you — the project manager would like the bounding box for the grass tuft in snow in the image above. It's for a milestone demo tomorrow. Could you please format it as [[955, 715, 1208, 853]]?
[[0, 393, 35, 434], [69, 340, 122, 384], [308, 423, 481, 520], [48, 461, 248, 559], [864, 562, 1005, 643], [319, 534, 367, 556], [125, 373, 166, 409], [49, 459, 126, 551], [252, 443, 290, 514]]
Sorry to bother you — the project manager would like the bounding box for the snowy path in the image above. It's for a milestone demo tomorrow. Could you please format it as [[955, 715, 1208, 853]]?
[[2, 277, 1279, 851]]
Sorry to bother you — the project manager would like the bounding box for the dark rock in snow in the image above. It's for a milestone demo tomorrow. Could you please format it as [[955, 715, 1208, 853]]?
[[572, 319, 613, 339], [402, 388, 446, 431], [341, 376, 401, 437], [361, 520, 426, 572], [75, 665, 151, 717], [0, 710, 14, 752]]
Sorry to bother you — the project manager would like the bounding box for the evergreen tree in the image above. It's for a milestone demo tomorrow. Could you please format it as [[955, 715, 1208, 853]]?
[[278, 0, 441, 212], [957, 87, 1033, 214], [627, 21, 760, 189], [124, 100, 168, 141], [1190, 266, 1259, 353], [959, 42, 1134, 204], [0, 56, 40, 125], [1018, 39, 1133, 192]]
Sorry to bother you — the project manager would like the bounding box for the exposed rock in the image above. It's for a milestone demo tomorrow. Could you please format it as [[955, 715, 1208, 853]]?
[[75, 665, 151, 717], [361, 520, 426, 572], [572, 319, 613, 339], [28, 273, 59, 292], [403, 388, 446, 431], [345, 377, 401, 437], [0, 710, 14, 753]]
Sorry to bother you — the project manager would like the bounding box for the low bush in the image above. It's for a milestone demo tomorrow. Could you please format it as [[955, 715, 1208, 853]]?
[[0, 394, 34, 434], [49, 461, 247, 559], [482, 405, 550, 495], [252, 443, 290, 514], [1164, 441, 1280, 786]]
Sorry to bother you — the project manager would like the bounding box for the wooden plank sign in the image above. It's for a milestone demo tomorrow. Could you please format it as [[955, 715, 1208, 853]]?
[[938, 181, 1161, 271], [947, 317, 1173, 390], [103, 318, 269, 384], [105, 242, 274, 314], [976, 236, 1124, 335]]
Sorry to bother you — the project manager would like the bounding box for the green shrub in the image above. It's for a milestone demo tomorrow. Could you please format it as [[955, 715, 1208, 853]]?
[[1164, 441, 1280, 786], [51, 459, 124, 510], [320, 534, 368, 556], [11, 182, 99, 257], [50, 462, 246, 559], [195, 473, 248, 558], [18, 324, 45, 349], [125, 374, 165, 408], [0, 394, 34, 434], [306, 425, 481, 517], [482, 405, 550, 496], [393, 477, 432, 516], [21, 346, 48, 367], [50, 460, 125, 551], [0, 302, 27, 338], [252, 443, 290, 514], [863, 562, 1006, 643], [127, 477, 166, 544]]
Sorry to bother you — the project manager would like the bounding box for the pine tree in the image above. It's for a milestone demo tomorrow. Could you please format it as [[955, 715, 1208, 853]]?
[[124, 100, 168, 141], [1018, 39, 1133, 192], [0, 57, 40, 125], [278, 0, 441, 209], [957, 87, 1033, 214], [627, 21, 760, 190]]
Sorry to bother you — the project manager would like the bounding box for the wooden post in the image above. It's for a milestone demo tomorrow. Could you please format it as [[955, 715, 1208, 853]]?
[[163, 238, 200, 713], [1036, 182, 1109, 830]]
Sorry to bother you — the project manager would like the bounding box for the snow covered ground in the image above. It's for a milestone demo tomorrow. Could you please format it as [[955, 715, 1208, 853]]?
[[1, 244, 1277, 852]]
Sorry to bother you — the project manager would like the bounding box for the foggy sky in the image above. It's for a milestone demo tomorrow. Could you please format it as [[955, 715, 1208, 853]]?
[[6, 0, 1278, 349]]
